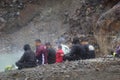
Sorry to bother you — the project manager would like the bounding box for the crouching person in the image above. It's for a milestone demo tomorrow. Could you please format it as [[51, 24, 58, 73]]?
[[16, 44, 37, 70]]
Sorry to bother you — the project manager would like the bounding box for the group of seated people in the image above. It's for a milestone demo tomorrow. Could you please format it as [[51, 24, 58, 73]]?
[[16, 37, 95, 70]]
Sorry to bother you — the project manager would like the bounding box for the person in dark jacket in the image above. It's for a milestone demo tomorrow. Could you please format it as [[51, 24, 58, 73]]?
[[65, 37, 86, 61], [16, 44, 37, 70], [81, 39, 95, 59], [35, 39, 48, 65], [81, 42, 89, 59], [46, 42, 56, 64], [71, 37, 86, 60]]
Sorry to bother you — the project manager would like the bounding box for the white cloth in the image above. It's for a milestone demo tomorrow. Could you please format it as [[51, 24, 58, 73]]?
[[42, 54, 45, 64], [89, 45, 95, 51], [61, 44, 70, 55]]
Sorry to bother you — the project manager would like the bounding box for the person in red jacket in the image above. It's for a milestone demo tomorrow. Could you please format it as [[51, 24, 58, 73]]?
[[56, 45, 64, 63]]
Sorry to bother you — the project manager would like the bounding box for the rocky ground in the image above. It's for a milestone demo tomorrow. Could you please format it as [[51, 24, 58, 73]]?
[[0, 58, 120, 80]]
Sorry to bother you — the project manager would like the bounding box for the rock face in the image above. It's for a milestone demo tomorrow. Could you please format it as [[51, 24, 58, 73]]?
[[0, 0, 72, 53], [96, 2, 120, 54], [0, 0, 120, 55], [62, 0, 120, 55], [97, 2, 120, 33], [0, 58, 120, 80]]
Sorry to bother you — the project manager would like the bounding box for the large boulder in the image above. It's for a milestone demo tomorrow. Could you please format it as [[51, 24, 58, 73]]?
[[96, 2, 120, 54], [97, 2, 120, 33]]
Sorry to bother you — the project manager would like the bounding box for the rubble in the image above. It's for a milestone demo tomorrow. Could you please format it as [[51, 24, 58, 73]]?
[[0, 58, 120, 80]]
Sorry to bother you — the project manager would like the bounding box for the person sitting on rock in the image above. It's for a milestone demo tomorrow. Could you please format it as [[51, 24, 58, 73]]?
[[45, 42, 56, 64], [64, 37, 86, 61], [56, 45, 64, 63], [81, 39, 95, 59], [35, 39, 48, 65], [16, 44, 37, 70], [72, 37, 87, 60]]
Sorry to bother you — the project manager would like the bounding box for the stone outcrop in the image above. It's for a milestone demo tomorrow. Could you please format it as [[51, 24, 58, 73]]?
[[64, 0, 120, 55], [96, 2, 120, 54]]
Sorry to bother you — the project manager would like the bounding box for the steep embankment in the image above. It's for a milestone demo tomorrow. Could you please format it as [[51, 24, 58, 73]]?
[[0, 0, 72, 53], [0, 58, 120, 80], [0, 0, 120, 55]]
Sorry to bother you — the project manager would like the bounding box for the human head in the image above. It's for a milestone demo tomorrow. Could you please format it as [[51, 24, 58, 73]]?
[[24, 44, 31, 51], [72, 37, 80, 44], [45, 42, 51, 48], [35, 39, 41, 47], [58, 45, 62, 50], [81, 38, 89, 45]]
